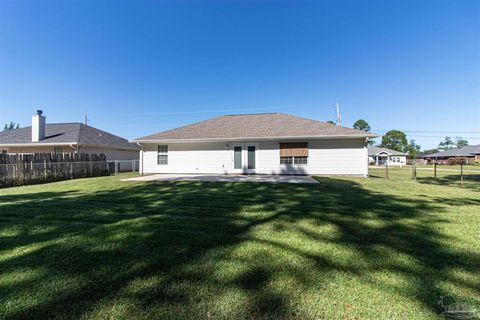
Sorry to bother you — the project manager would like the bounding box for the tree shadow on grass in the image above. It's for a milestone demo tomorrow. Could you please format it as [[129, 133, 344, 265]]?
[[0, 178, 478, 319]]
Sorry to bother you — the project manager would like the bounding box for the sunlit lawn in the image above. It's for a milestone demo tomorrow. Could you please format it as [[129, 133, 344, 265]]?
[[0, 170, 478, 319]]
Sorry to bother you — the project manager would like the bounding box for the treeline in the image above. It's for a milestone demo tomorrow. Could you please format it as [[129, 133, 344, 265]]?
[[349, 119, 469, 158]]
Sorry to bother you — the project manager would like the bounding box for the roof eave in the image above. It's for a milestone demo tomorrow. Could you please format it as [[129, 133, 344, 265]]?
[[0, 142, 139, 151], [0, 142, 77, 147], [134, 134, 378, 143]]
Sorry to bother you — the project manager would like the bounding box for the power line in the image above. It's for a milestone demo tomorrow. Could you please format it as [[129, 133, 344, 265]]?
[[375, 135, 480, 140], [373, 129, 480, 134], [89, 107, 275, 116]]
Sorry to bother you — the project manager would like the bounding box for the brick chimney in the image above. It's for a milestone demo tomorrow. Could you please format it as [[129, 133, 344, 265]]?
[[32, 110, 45, 142]]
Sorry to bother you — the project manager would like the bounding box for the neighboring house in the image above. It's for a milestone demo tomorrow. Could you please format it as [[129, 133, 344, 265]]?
[[368, 146, 407, 166], [0, 111, 139, 162], [134, 113, 378, 176], [420, 145, 480, 164]]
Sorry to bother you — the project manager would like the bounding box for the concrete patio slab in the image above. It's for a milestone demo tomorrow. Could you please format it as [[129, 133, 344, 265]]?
[[123, 174, 319, 184]]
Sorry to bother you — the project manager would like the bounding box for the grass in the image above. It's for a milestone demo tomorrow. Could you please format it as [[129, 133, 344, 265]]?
[[414, 164, 480, 171], [370, 165, 480, 191], [0, 171, 479, 319]]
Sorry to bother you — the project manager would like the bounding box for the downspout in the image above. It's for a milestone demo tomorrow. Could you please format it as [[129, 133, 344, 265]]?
[[69, 144, 81, 153], [364, 137, 369, 177], [136, 142, 143, 175]]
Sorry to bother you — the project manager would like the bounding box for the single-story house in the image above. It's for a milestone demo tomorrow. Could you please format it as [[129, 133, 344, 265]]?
[[134, 113, 378, 176], [368, 146, 407, 166], [0, 110, 139, 163], [420, 145, 480, 164]]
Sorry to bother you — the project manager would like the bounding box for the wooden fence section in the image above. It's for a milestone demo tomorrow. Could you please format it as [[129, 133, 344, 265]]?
[[0, 153, 109, 188]]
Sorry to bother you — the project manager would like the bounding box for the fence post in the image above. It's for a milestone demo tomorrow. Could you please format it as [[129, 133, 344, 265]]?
[[434, 161, 437, 180], [13, 164, 16, 187], [132, 160, 135, 173], [385, 162, 389, 180], [412, 163, 416, 182], [460, 163, 464, 186], [44, 160, 47, 181], [115, 160, 118, 176], [89, 158, 93, 177]]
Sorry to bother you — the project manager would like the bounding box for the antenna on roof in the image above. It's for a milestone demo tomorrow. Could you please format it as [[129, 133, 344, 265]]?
[[336, 102, 342, 126], [84, 114, 88, 125]]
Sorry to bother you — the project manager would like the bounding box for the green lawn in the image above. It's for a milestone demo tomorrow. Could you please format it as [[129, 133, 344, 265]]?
[[414, 164, 480, 171], [0, 171, 479, 319]]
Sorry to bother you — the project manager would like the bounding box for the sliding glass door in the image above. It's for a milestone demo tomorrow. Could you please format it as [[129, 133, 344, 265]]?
[[232, 143, 258, 173], [234, 146, 242, 170], [247, 146, 256, 169]]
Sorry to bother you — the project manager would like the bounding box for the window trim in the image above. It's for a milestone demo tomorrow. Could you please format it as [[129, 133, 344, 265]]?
[[157, 145, 168, 165], [280, 155, 308, 166]]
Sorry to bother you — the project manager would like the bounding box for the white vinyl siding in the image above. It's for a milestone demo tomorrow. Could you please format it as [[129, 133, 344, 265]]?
[[142, 142, 231, 174], [79, 146, 139, 161], [140, 138, 368, 176]]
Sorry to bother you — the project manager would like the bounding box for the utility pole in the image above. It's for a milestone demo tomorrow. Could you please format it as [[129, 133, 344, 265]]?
[[84, 114, 88, 125]]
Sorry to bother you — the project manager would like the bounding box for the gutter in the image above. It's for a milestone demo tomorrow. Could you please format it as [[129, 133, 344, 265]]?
[[0, 142, 77, 147], [0, 142, 139, 151], [134, 134, 379, 143]]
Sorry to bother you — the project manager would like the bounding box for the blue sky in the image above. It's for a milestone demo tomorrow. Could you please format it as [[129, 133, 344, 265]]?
[[0, 0, 479, 149]]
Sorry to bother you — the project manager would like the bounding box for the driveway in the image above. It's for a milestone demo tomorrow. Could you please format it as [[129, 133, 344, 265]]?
[[123, 174, 319, 184]]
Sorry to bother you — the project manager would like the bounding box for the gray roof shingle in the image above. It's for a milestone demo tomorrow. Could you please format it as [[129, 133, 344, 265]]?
[[421, 145, 480, 158], [135, 113, 378, 141], [368, 146, 407, 156], [0, 123, 138, 150]]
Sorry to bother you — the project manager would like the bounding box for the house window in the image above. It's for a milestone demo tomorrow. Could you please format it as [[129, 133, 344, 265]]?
[[1, 149, 7, 154], [280, 156, 293, 165], [158, 145, 168, 165], [279, 142, 308, 165], [294, 156, 308, 165], [54, 146, 63, 154]]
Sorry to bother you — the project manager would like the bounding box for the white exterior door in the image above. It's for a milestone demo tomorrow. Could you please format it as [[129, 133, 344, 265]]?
[[231, 143, 258, 174]]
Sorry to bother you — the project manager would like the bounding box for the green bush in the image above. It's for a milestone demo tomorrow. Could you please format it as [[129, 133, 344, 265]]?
[[447, 157, 467, 165]]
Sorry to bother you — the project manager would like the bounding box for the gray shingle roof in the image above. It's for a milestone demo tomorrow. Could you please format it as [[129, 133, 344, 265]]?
[[135, 113, 378, 141], [421, 145, 480, 158], [368, 146, 407, 156], [0, 123, 138, 150]]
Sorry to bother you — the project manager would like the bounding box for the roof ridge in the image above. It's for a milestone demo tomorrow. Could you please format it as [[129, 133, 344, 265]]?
[[223, 112, 279, 116]]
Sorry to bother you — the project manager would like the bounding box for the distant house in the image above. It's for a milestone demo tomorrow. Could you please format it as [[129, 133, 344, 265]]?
[[134, 113, 378, 176], [420, 145, 480, 164], [0, 111, 139, 162], [368, 146, 407, 166]]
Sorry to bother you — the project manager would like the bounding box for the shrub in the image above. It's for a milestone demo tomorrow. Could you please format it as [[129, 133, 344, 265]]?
[[447, 157, 467, 165], [474, 160, 480, 166]]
